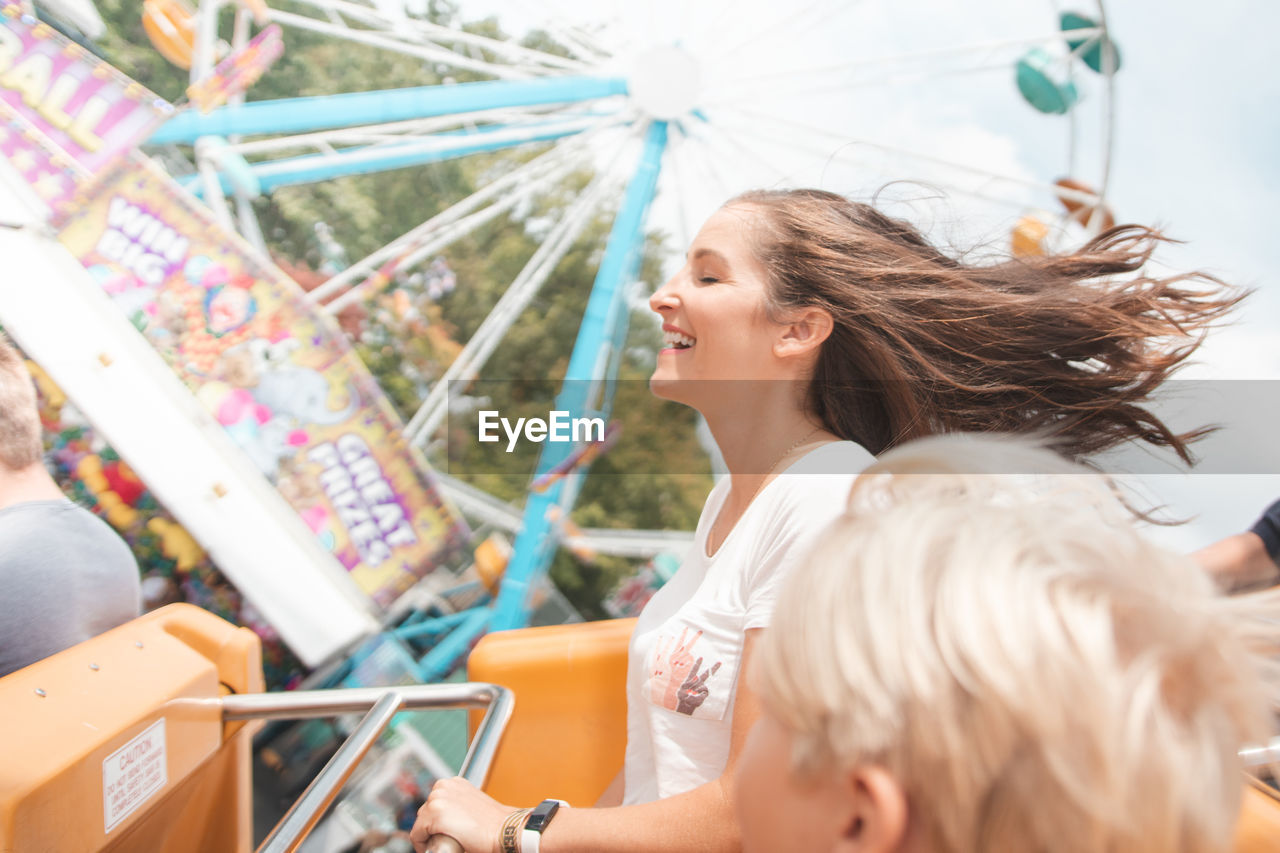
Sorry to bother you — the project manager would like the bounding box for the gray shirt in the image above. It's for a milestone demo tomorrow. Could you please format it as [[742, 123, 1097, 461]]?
[[0, 499, 141, 677]]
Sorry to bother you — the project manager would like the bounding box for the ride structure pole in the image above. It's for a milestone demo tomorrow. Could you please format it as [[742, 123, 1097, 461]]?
[[416, 120, 667, 678], [491, 119, 669, 632]]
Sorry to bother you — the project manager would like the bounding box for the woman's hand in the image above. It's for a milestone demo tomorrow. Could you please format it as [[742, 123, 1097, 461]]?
[[408, 776, 512, 853]]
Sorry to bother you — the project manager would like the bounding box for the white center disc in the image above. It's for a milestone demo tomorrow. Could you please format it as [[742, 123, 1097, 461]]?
[[627, 44, 701, 121]]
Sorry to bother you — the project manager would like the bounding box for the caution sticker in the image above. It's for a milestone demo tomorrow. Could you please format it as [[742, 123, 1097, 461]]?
[[102, 718, 168, 833]]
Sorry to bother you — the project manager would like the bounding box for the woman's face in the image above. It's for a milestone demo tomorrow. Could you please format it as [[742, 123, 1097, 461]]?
[[648, 204, 788, 406]]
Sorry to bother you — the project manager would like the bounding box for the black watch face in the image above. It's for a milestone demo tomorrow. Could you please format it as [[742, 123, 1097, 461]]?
[[526, 800, 561, 833]]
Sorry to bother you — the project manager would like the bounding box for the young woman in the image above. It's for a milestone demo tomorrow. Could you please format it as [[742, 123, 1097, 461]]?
[[736, 434, 1280, 853], [410, 189, 1241, 853]]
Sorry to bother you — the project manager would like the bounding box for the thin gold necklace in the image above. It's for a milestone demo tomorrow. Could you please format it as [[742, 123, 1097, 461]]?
[[707, 426, 824, 556]]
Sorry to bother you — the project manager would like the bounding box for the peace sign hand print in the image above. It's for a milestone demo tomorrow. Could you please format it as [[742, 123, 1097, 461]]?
[[676, 659, 722, 715], [662, 628, 702, 710], [646, 625, 726, 717]]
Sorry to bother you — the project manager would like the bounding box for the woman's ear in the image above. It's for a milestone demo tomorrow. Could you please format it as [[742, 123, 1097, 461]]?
[[775, 307, 834, 360], [833, 766, 908, 853]]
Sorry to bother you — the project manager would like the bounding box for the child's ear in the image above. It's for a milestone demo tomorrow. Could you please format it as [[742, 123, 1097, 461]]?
[[833, 766, 908, 853], [774, 307, 834, 359]]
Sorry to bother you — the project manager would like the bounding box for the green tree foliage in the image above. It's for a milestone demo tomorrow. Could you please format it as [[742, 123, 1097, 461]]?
[[93, 0, 713, 619]]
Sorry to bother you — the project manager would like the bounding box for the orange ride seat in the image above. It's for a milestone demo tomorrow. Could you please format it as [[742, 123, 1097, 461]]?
[[1236, 777, 1280, 853], [468, 618, 635, 808], [0, 603, 263, 852]]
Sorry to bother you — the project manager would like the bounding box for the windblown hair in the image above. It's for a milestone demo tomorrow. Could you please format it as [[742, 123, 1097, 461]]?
[[733, 189, 1244, 459], [755, 434, 1280, 853], [0, 333, 43, 471]]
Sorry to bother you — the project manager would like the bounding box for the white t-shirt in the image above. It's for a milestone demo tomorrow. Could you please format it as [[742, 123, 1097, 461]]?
[[622, 441, 874, 804]]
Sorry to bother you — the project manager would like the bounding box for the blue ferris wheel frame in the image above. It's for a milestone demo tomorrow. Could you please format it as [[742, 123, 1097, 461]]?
[[150, 76, 669, 676]]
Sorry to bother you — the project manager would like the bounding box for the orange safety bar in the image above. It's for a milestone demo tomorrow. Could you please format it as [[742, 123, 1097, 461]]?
[[468, 618, 635, 808], [0, 603, 263, 852]]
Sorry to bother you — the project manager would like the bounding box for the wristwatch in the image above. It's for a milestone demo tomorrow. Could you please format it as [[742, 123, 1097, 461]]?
[[522, 798, 569, 853]]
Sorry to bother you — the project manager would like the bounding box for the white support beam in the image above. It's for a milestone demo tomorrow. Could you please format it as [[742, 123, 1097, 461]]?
[[404, 128, 635, 444], [434, 474, 693, 558]]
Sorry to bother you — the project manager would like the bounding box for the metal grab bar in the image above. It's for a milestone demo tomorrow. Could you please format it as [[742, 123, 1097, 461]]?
[[1241, 736, 1280, 770], [220, 682, 514, 853]]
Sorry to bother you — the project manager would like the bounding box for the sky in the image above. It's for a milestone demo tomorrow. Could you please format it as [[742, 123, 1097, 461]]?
[[446, 0, 1280, 548]]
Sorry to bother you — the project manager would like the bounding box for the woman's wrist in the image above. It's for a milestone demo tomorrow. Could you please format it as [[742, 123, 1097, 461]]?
[[499, 808, 531, 853]]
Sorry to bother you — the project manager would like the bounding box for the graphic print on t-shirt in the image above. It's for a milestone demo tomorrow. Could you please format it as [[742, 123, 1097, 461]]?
[[645, 626, 724, 717]]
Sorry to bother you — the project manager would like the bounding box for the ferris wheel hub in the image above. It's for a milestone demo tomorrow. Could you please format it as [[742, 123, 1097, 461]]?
[[627, 44, 701, 120]]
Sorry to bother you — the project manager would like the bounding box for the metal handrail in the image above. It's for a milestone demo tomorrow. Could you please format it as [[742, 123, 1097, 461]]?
[[1241, 736, 1280, 770], [221, 682, 514, 853]]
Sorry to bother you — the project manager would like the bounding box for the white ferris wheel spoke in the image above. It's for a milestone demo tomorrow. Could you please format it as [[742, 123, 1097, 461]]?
[[657, 121, 741, 251], [321, 154, 580, 315], [673, 121, 736, 207], [404, 126, 642, 445], [305, 140, 580, 305], [512, 0, 618, 63], [684, 0, 741, 47], [708, 28, 1102, 95], [659, 127, 694, 252], [716, 105, 1103, 212], [702, 0, 846, 67], [546, 23, 614, 63], [284, 0, 593, 73], [328, 116, 635, 302], [704, 59, 1017, 107], [267, 8, 538, 79], [306, 118, 626, 306], [696, 122, 794, 188]]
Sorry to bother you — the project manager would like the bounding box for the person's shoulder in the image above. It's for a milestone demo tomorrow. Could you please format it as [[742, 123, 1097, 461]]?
[[16, 498, 103, 529], [0, 502, 74, 568], [773, 441, 874, 497], [0, 499, 77, 525], [760, 442, 873, 520], [6, 499, 136, 555], [788, 440, 875, 476]]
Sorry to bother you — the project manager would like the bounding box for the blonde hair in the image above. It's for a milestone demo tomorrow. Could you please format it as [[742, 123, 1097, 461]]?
[[0, 333, 42, 471], [755, 434, 1280, 853]]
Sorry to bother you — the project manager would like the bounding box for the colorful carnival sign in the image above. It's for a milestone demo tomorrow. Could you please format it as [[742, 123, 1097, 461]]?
[[186, 23, 284, 114], [57, 156, 470, 609], [0, 3, 173, 215]]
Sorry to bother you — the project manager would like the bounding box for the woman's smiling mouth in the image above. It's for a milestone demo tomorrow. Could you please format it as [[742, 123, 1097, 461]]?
[[663, 330, 696, 350]]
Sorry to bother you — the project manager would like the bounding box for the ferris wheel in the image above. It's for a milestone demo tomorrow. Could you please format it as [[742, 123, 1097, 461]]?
[[140, 0, 1122, 656]]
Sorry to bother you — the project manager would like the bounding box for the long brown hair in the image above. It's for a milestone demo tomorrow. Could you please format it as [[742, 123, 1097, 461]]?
[[733, 188, 1244, 461]]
